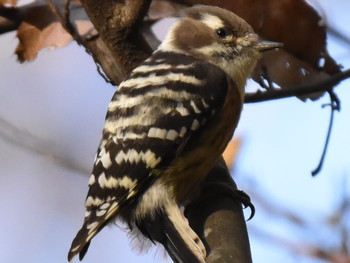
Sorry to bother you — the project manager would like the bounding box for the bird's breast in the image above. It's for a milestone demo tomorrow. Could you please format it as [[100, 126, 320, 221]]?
[[162, 80, 243, 203]]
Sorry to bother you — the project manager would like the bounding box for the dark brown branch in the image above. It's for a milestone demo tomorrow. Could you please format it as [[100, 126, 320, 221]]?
[[186, 158, 253, 263], [79, 0, 153, 82], [245, 69, 350, 103], [84, 37, 123, 85], [45, 0, 119, 83], [0, 7, 21, 34], [62, 0, 85, 45]]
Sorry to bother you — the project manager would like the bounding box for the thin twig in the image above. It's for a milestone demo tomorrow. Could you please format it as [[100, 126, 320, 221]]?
[[311, 90, 340, 176], [45, 0, 65, 24], [245, 69, 350, 103], [64, 0, 71, 23], [63, 0, 85, 44], [45, 0, 84, 45], [96, 63, 115, 85], [46, 0, 115, 83]]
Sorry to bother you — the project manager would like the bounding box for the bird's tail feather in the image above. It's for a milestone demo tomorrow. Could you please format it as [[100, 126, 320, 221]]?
[[136, 205, 206, 263], [67, 200, 122, 262]]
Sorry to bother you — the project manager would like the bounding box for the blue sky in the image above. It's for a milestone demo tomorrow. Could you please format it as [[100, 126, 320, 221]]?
[[0, 1, 349, 262]]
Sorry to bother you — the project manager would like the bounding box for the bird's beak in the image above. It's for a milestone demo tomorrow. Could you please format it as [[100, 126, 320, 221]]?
[[254, 40, 283, 52]]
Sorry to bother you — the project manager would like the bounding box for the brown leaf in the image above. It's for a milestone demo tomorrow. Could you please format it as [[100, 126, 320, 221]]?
[[159, 0, 341, 100], [223, 138, 241, 169], [0, 0, 18, 7], [15, 1, 94, 62], [253, 49, 330, 100], [16, 21, 68, 62]]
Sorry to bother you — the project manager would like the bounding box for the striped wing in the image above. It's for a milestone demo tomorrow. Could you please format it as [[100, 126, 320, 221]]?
[[68, 52, 228, 261]]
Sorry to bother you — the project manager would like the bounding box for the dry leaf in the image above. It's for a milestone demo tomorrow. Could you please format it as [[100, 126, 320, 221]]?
[[14, 0, 95, 62], [252, 49, 330, 100], [16, 20, 93, 61], [0, 0, 18, 7]]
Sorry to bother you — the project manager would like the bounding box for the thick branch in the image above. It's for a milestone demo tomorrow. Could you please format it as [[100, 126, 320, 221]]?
[[245, 68, 350, 103], [79, 0, 152, 82], [186, 158, 253, 263]]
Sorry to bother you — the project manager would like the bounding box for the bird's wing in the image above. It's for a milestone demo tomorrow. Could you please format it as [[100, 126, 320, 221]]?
[[67, 53, 229, 261]]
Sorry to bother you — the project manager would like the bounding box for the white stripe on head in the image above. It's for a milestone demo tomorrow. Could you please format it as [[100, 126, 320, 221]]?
[[200, 13, 224, 30]]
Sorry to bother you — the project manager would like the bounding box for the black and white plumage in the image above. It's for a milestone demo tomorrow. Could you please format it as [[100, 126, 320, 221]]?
[[68, 5, 281, 263]]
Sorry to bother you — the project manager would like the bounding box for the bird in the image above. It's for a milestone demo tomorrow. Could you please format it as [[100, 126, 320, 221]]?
[[68, 5, 282, 263]]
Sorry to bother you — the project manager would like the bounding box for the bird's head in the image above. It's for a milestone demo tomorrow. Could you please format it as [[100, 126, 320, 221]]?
[[159, 5, 282, 88]]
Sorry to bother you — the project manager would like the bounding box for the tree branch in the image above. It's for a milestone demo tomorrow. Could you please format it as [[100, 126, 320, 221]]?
[[0, 7, 21, 34], [45, 0, 84, 45], [79, 0, 153, 83], [245, 68, 350, 103], [186, 157, 253, 263], [45, 0, 122, 84]]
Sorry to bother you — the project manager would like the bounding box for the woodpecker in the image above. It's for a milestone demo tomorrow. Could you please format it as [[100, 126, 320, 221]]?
[[68, 5, 281, 263]]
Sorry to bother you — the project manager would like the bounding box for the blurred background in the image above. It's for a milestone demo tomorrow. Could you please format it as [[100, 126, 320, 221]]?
[[0, 0, 350, 262]]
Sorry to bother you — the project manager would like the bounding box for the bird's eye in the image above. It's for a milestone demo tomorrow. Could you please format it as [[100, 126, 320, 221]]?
[[216, 28, 228, 38]]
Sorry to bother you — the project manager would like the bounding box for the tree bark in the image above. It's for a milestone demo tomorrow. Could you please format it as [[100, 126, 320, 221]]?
[[186, 157, 253, 263], [79, 0, 153, 83]]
